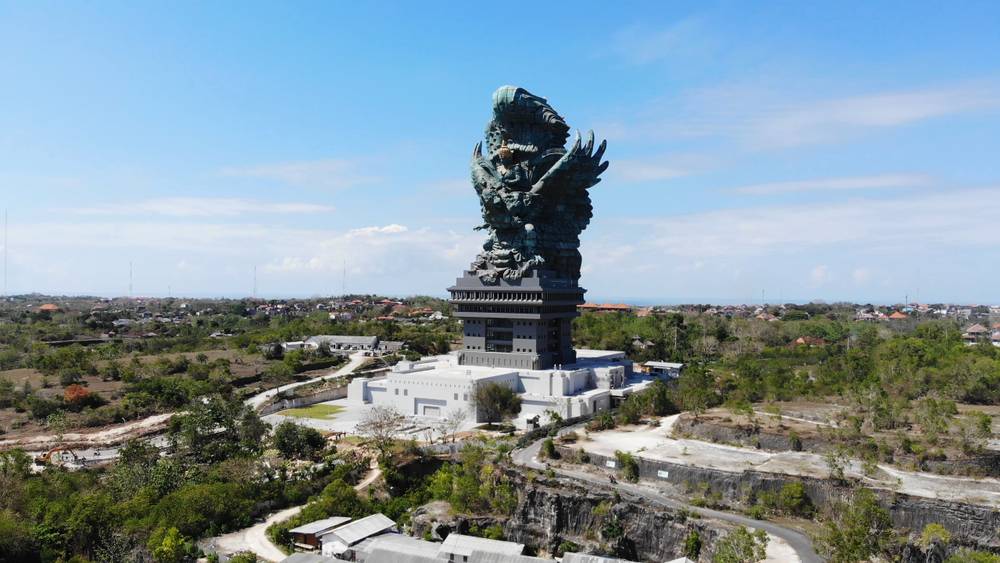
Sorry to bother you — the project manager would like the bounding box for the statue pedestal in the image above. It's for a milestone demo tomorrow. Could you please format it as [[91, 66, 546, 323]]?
[[448, 269, 583, 370]]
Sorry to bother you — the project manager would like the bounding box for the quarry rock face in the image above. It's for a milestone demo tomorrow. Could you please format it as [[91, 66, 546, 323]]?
[[413, 470, 727, 561]]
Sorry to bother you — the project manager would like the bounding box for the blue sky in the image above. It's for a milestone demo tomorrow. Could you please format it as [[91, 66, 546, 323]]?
[[2, 1, 999, 303]]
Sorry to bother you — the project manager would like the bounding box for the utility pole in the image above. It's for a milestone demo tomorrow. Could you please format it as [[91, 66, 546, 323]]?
[[253, 265, 257, 299], [342, 259, 347, 297], [128, 261, 133, 299], [2, 209, 7, 298]]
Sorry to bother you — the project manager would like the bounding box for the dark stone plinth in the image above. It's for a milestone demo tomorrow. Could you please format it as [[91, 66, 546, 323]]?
[[448, 269, 583, 370]]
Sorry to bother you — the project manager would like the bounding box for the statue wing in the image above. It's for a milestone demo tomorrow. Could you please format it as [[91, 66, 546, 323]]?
[[471, 141, 502, 195], [529, 130, 608, 195]]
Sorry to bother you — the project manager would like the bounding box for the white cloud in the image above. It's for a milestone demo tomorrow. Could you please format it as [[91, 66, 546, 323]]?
[[603, 81, 1000, 149], [221, 158, 380, 189], [611, 18, 716, 65], [75, 197, 334, 217], [7, 219, 482, 296], [613, 161, 689, 182], [633, 186, 1000, 258], [852, 268, 872, 284], [746, 84, 1000, 148], [810, 265, 831, 285], [728, 174, 931, 195]]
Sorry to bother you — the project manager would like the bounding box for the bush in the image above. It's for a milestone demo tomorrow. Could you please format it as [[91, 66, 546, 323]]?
[[557, 540, 580, 556], [614, 451, 639, 483], [684, 530, 702, 558], [777, 482, 813, 517], [712, 526, 768, 563], [587, 411, 616, 431], [920, 523, 951, 549], [539, 438, 558, 460]]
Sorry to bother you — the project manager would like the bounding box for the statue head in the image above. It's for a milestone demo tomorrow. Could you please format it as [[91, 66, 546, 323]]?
[[486, 86, 570, 162]]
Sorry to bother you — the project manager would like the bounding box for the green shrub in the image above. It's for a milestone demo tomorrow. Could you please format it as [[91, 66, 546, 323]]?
[[614, 451, 639, 483]]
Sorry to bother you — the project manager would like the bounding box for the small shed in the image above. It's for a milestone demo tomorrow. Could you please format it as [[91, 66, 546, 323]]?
[[642, 361, 685, 379], [320, 513, 397, 556], [288, 516, 352, 549], [438, 533, 524, 561]]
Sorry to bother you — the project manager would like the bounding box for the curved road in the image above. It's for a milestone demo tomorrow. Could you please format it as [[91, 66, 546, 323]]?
[[511, 431, 822, 563], [206, 461, 382, 562], [246, 351, 368, 410]]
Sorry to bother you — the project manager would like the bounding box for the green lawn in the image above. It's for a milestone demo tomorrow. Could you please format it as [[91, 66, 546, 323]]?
[[278, 404, 345, 420]]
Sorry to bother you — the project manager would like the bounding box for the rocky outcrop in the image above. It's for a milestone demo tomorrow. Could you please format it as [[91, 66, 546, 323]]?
[[412, 471, 729, 562], [559, 445, 1000, 553]]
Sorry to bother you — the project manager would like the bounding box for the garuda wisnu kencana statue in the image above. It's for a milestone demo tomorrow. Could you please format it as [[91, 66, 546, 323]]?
[[469, 86, 608, 283]]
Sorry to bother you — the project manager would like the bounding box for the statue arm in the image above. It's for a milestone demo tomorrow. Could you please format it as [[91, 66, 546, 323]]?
[[529, 130, 607, 195]]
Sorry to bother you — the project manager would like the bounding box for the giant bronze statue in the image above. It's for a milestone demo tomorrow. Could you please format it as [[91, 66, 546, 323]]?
[[449, 87, 609, 370], [469, 86, 608, 283]]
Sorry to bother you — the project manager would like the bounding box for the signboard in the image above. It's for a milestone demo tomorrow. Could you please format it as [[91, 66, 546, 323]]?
[[657, 470, 669, 479], [605, 460, 616, 468]]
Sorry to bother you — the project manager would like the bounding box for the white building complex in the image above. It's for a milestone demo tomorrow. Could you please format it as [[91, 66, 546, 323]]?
[[348, 349, 664, 427]]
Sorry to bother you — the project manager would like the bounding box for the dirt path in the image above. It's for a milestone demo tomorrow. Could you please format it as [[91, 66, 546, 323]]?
[[205, 461, 382, 562], [0, 412, 173, 451]]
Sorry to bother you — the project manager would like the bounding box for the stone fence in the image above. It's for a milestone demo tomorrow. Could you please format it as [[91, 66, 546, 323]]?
[[259, 386, 348, 416]]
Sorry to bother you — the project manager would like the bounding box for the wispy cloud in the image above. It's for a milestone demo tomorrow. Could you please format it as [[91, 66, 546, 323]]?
[[611, 153, 713, 183], [628, 186, 1000, 258], [613, 161, 690, 183], [74, 197, 335, 217], [728, 173, 931, 195], [9, 219, 481, 296], [746, 84, 1000, 148], [611, 18, 716, 65], [603, 81, 1000, 149], [221, 158, 380, 189]]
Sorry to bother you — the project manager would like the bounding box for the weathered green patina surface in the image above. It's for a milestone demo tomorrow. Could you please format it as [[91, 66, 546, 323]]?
[[469, 86, 608, 283]]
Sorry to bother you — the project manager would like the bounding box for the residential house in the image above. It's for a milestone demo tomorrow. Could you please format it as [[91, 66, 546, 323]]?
[[963, 324, 991, 345], [578, 303, 632, 314]]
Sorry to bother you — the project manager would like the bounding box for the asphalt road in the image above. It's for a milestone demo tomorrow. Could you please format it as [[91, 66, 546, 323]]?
[[511, 429, 822, 563]]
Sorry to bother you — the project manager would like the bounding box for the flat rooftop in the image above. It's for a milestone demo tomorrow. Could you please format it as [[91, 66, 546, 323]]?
[[573, 349, 627, 362]]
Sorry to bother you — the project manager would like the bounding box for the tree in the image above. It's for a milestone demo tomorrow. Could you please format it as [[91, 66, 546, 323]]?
[[712, 526, 768, 563], [0, 450, 31, 512], [149, 527, 186, 563], [540, 437, 558, 460], [684, 530, 702, 559], [356, 405, 405, 461], [816, 488, 894, 563], [272, 421, 326, 460], [673, 366, 716, 418], [437, 408, 467, 443], [168, 396, 268, 463], [472, 382, 521, 428], [0, 509, 37, 562]]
